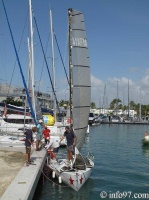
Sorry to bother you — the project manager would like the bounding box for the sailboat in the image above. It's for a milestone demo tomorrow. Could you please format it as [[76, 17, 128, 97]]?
[[48, 8, 94, 191], [0, 0, 37, 143], [43, 9, 67, 146]]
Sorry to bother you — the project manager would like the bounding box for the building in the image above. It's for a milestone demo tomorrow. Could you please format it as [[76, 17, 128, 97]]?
[[0, 83, 53, 109]]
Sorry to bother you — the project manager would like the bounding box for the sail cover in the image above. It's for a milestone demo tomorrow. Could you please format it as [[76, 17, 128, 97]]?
[[69, 9, 91, 150]]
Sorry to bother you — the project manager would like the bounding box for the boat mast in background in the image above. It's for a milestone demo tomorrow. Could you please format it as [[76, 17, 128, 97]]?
[[29, 0, 36, 117], [49, 9, 56, 121], [128, 79, 130, 118], [103, 83, 106, 114], [116, 80, 119, 116], [139, 90, 142, 122]]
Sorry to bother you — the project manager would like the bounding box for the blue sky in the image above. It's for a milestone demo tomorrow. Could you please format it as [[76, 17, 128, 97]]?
[[0, 0, 149, 107]]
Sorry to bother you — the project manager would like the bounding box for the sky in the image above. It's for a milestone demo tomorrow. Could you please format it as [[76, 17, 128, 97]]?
[[0, 0, 149, 108]]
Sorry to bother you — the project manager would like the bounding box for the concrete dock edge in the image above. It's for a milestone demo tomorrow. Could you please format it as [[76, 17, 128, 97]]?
[[1, 149, 47, 200]]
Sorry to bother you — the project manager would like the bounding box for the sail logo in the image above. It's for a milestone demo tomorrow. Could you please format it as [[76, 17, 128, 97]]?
[[72, 37, 87, 47]]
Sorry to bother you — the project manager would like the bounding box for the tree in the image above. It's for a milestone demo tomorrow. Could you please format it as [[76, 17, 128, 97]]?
[[3, 97, 23, 106], [110, 98, 122, 109], [90, 102, 96, 109], [129, 101, 135, 110], [59, 100, 69, 107]]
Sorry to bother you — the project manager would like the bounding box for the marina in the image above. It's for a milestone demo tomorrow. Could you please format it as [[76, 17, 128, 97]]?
[[0, 123, 149, 199], [33, 124, 149, 199], [0, 0, 149, 199]]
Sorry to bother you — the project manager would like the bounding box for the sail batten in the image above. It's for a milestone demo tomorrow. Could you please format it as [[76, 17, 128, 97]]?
[[73, 65, 90, 68], [69, 9, 91, 150], [72, 29, 85, 31], [74, 126, 88, 130], [74, 106, 90, 108]]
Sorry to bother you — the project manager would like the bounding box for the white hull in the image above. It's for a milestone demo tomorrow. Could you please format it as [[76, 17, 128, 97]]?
[[0, 135, 25, 147], [142, 136, 149, 145], [49, 159, 93, 191], [48, 147, 94, 191], [50, 135, 66, 146], [58, 167, 92, 191], [47, 125, 65, 137], [46, 125, 68, 146], [0, 115, 34, 136], [0, 114, 66, 145]]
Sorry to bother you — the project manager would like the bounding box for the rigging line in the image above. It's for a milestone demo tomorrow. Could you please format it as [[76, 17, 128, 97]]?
[[2, 0, 37, 126], [53, 32, 69, 85], [0, 7, 8, 86], [38, 34, 50, 92], [33, 13, 61, 115], [41, 167, 69, 187], [7, 10, 29, 96]]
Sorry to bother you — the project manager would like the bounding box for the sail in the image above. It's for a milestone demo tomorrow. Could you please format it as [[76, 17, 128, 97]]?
[[69, 9, 91, 150]]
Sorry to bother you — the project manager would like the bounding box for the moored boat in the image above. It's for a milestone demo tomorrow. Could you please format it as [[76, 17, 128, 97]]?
[[47, 8, 94, 191], [142, 135, 149, 146]]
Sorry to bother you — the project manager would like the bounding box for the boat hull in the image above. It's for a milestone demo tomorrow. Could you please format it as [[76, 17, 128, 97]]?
[[142, 138, 149, 146], [49, 157, 94, 191], [0, 135, 25, 147], [58, 168, 92, 191]]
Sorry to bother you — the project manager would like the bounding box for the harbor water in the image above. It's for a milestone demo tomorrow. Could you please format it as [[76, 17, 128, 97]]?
[[33, 124, 149, 200]]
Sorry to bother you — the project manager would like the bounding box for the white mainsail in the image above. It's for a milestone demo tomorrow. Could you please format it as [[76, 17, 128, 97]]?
[[68, 9, 91, 150]]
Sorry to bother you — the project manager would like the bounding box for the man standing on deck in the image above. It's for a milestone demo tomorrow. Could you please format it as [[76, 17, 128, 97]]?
[[59, 126, 77, 163]]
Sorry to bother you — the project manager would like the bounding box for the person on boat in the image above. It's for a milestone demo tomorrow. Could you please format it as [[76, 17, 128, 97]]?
[[42, 125, 50, 144], [144, 131, 148, 137], [25, 126, 37, 166], [45, 138, 60, 159], [144, 131, 149, 139], [59, 126, 77, 163], [36, 119, 43, 151]]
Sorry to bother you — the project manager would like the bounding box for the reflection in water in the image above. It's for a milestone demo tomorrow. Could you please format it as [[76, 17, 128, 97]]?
[[142, 145, 149, 159], [33, 176, 94, 200]]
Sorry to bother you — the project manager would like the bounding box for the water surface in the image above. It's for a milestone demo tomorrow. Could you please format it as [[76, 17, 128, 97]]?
[[33, 124, 149, 200]]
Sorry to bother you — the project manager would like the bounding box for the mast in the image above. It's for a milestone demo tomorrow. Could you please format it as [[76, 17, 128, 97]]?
[[103, 84, 106, 113], [139, 90, 141, 122], [68, 9, 73, 129], [116, 80, 119, 116], [27, 37, 31, 90], [67, 9, 90, 149], [29, 0, 36, 117], [128, 79, 130, 117], [49, 9, 56, 121], [23, 37, 31, 129]]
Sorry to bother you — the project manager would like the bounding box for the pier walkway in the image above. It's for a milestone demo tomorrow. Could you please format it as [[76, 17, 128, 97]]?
[[1, 148, 47, 200]]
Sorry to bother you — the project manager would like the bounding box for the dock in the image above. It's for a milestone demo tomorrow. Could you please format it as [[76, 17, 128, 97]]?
[[1, 148, 47, 200], [101, 121, 149, 125]]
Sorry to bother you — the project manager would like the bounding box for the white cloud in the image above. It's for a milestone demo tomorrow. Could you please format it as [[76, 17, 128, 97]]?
[[128, 67, 138, 73], [90, 75, 149, 107], [145, 68, 149, 75], [140, 75, 149, 87], [50, 73, 149, 108], [91, 74, 104, 88]]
